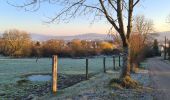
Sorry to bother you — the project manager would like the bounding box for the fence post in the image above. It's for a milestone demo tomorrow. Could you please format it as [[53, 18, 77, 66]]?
[[113, 56, 116, 70], [119, 55, 121, 67], [86, 58, 88, 79], [103, 57, 106, 73], [164, 36, 167, 60], [52, 55, 57, 93]]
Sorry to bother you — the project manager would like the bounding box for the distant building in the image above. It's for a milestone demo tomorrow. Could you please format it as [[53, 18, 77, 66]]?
[[159, 43, 169, 52]]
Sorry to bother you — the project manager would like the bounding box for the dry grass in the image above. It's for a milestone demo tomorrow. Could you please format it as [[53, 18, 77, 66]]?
[[110, 76, 138, 89]]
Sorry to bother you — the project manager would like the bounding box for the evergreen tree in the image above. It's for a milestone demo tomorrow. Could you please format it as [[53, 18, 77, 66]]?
[[153, 39, 159, 56], [168, 41, 170, 60]]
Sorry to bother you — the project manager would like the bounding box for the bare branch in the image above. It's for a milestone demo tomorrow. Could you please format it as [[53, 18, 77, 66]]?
[[167, 14, 170, 23], [46, 0, 85, 23], [99, 0, 119, 32], [126, 0, 133, 39], [133, 0, 140, 8], [108, 0, 117, 11], [7, 0, 42, 11]]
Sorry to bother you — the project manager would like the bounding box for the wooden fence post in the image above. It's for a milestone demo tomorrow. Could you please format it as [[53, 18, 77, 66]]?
[[52, 55, 57, 93], [119, 55, 121, 67], [113, 56, 116, 70], [86, 58, 88, 79], [164, 36, 167, 60], [103, 57, 106, 73]]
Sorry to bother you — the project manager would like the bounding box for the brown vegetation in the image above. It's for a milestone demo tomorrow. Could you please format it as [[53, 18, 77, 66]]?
[[129, 15, 154, 73], [110, 76, 138, 89], [0, 29, 119, 58], [0, 29, 31, 57]]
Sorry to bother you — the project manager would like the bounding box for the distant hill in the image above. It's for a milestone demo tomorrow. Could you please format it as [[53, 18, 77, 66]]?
[[0, 32, 112, 41], [30, 33, 112, 41], [1, 31, 169, 41]]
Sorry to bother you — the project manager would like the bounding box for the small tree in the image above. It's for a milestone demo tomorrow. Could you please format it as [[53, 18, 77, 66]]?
[[2, 29, 31, 57], [133, 15, 154, 44], [129, 15, 154, 72]]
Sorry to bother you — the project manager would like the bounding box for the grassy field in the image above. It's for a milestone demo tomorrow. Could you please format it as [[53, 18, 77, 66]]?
[[0, 56, 122, 84], [0, 56, 122, 99]]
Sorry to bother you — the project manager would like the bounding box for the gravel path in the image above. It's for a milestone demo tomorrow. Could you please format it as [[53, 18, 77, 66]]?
[[148, 57, 170, 100]]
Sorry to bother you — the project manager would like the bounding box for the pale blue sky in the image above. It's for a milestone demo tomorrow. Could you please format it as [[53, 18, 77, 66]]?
[[0, 0, 170, 36]]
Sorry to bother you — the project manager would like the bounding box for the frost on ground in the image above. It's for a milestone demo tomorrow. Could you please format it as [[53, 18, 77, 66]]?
[[40, 69, 154, 100], [0, 74, 86, 99]]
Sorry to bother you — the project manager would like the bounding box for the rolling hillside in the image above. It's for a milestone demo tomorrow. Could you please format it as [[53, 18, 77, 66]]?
[[30, 33, 112, 41], [1, 32, 170, 41]]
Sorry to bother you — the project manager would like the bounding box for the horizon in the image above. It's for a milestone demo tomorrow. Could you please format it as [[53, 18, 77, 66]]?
[[0, 31, 170, 37], [0, 0, 170, 36]]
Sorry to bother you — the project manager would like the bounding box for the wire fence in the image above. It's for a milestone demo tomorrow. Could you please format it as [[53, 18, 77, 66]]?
[[0, 55, 123, 83], [0, 55, 123, 98]]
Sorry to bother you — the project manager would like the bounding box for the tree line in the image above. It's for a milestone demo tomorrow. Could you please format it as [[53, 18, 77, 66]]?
[[0, 28, 162, 61], [0, 29, 119, 58]]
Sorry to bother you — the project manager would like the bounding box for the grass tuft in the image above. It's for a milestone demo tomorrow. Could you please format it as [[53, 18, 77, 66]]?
[[121, 76, 138, 89], [17, 79, 29, 86], [109, 78, 123, 90], [110, 76, 139, 89]]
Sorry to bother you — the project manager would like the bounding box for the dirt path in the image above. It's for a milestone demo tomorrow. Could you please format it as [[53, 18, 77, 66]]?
[[147, 57, 170, 100]]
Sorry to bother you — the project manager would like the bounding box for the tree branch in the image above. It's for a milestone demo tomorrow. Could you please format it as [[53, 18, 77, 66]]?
[[133, 0, 140, 8], [108, 0, 117, 11], [99, 0, 119, 32]]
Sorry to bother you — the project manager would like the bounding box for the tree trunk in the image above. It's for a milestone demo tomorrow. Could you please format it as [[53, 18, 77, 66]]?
[[120, 45, 131, 78]]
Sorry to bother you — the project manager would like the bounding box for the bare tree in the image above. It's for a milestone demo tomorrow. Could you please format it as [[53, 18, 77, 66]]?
[[129, 15, 154, 72], [8, 0, 141, 80], [133, 15, 154, 44], [2, 29, 31, 57], [167, 14, 170, 23]]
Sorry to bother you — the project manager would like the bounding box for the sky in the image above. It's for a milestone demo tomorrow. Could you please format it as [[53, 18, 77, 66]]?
[[0, 0, 170, 36]]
